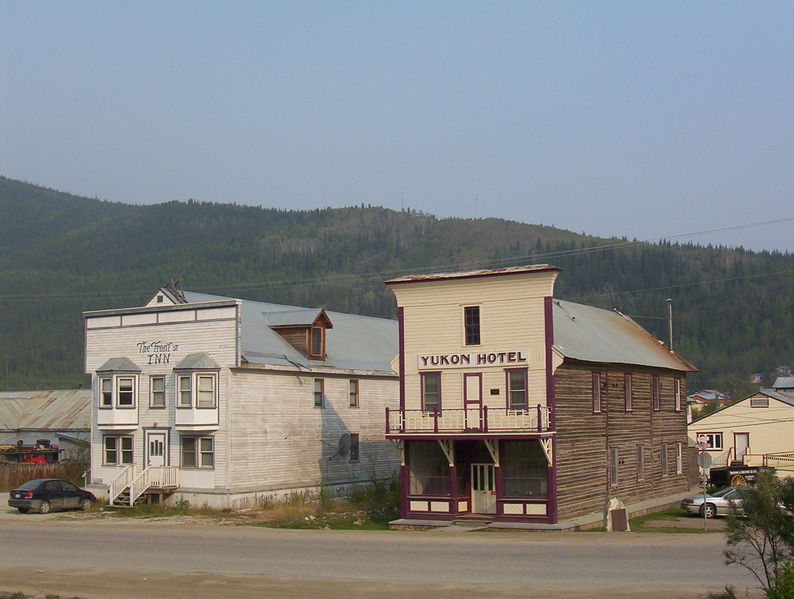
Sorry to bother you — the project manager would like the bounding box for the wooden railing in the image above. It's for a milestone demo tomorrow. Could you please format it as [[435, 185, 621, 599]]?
[[764, 451, 794, 471], [107, 465, 135, 504], [386, 405, 551, 434], [128, 466, 180, 506]]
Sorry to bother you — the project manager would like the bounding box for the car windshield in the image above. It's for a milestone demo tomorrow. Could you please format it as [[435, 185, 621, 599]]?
[[711, 487, 737, 498], [17, 479, 46, 490]]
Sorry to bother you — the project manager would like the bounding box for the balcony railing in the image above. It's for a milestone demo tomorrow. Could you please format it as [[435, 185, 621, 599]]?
[[386, 405, 551, 435]]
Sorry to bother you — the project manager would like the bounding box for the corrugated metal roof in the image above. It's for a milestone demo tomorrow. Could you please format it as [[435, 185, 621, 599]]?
[[553, 299, 697, 372], [0, 389, 91, 432], [773, 376, 794, 390], [385, 264, 559, 284], [265, 309, 328, 328], [174, 353, 220, 370], [184, 292, 398, 373]]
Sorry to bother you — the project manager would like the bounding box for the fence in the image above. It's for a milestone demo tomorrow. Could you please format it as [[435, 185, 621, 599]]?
[[0, 462, 86, 492]]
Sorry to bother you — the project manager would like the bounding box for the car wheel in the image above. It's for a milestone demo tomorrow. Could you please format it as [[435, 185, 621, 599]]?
[[17, 507, 29, 513], [79, 498, 94, 511], [38, 500, 51, 514], [700, 503, 717, 519]]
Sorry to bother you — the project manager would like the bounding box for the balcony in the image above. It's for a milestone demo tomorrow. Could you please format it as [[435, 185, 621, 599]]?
[[386, 405, 551, 436]]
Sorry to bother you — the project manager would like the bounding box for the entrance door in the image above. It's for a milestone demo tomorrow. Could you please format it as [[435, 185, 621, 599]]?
[[146, 431, 167, 467], [734, 433, 749, 463], [471, 463, 496, 514], [464, 373, 482, 430]]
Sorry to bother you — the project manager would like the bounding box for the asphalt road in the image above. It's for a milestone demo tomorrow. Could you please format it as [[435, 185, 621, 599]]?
[[0, 509, 757, 599]]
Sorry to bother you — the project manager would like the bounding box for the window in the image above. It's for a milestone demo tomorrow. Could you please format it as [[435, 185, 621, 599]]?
[[624, 374, 633, 412], [310, 327, 324, 358], [182, 436, 214, 468], [463, 306, 480, 345], [609, 447, 618, 487], [150, 376, 165, 408], [156, 294, 164, 303], [674, 378, 682, 412], [349, 433, 359, 461], [636, 444, 645, 482], [408, 441, 450, 495], [349, 379, 359, 407], [421, 372, 441, 411], [592, 372, 602, 414], [698, 432, 723, 451], [507, 369, 528, 410], [651, 376, 661, 412], [661, 443, 669, 476], [750, 397, 769, 408], [502, 441, 548, 498], [117, 377, 135, 407], [676, 442, 684, 475], [100, 378, 113, 407], [178, 375, 192, 407], [104, 435, 133, 465], [196, 375, 216, 408], [314, 379, 324, 407]]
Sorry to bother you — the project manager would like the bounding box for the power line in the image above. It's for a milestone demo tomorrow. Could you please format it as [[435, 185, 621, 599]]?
[[0, 216, 791, 302]]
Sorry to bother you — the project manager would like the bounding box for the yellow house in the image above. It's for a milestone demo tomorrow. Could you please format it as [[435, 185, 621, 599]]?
[[688, 389, 794, 480]]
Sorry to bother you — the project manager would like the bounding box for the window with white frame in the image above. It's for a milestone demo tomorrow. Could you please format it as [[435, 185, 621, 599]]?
[[196, 375, 216, 408], [309, 327, 324, 359], [104, 435, 133, 465], [117, 377, 135, 407], [636, 444, 645, 482], [100, 378, 113, 407], [349, 379, 359, 407], [182, 436, 214, 468], [697, 432, 723, 451], [651, 376, 661, 412], [178, 375, 192, 407], [676, 442, 683, 475], [661, 442, 669, 476], [421, 372, 441, 411], [507, 369, 528, 410], [674, 378, 682, 412], [150, 376, 166, 408]]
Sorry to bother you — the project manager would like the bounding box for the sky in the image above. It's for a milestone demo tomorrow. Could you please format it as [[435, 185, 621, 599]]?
[[2, 1, 793, 252]]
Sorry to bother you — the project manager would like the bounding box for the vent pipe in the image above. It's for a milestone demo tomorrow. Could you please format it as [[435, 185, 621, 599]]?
[[666, 298, 673, 351]]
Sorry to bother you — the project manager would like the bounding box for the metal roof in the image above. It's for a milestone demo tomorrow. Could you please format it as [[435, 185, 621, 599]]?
[[552, 299, 697, 372], [385, 264, 559, 284], [264, 309, 331, 328], [173, 353, 220, 370], [690, 388, 794, 424], [0, 389, 91, 432], [97, 357, 141, 372], [773, 376, 794, 390], [184, 292, 398, 373]]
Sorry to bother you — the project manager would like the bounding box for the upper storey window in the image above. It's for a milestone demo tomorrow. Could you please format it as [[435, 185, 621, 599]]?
[[464, 306, 481, 345], [310, 327, 324, 359]]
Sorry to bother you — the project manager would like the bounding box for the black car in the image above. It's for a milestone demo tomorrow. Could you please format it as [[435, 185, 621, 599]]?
[[8, 478, 96, 514]]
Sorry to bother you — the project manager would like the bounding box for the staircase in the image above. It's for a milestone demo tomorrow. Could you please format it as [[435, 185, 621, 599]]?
[[107, 465, 180, 507]]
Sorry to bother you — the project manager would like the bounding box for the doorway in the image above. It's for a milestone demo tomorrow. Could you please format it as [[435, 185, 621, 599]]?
[[734, 433, 749, 463], [145, 431, 168, 467], [463, 373, 482, 430], [471, 463, 496, 513]]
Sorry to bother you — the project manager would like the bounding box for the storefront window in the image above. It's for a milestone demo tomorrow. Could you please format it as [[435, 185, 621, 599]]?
[[408, 441, 450, 496], [502, 441, 548, 498]]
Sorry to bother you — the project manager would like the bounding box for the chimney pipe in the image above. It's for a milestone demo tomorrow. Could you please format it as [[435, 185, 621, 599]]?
[[666, 298, 673, 351]]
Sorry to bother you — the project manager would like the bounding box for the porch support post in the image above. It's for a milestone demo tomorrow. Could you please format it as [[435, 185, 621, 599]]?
[[400, 440, 409, 517], [449, 462, 458, 515], [483, 439, 500, 466], [437, 439, 454, 466], [539, 437, 553, 466]]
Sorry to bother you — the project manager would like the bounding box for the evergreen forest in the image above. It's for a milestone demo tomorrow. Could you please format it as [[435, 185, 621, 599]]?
[[0, 176, 791, 397]]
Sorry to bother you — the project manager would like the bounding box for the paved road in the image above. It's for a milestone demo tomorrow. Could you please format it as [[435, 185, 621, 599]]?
[[0, 508, 756, 599]]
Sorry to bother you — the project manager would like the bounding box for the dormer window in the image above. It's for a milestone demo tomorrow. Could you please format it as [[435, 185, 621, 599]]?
[[310, 327, 324, 359]]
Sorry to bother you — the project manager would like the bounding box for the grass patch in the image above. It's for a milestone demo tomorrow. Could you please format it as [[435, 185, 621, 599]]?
[[629, 506, 723, 533]]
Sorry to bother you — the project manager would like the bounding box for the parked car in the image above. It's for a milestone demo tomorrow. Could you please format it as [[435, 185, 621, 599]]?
[[8, 478, 96, 514], [680, 486, 751, 518]]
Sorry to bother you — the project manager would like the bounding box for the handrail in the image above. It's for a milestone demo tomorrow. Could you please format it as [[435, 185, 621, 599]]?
[[386, 405, 552, 434], [107, 465, 135, 504], [128, 466, 180, 506]]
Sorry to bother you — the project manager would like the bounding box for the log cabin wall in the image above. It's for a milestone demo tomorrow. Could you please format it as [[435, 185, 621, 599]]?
[[555, 360, 688, 520]]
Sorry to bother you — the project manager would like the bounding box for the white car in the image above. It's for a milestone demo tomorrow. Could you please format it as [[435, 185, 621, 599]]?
[[680, 486, 750, 518]]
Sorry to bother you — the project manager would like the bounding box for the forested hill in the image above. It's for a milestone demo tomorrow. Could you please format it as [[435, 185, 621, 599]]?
[[1, 175, 791, 396]]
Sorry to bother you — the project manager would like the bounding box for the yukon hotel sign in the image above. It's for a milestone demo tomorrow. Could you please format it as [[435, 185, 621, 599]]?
[[418, 350, 529, 369]]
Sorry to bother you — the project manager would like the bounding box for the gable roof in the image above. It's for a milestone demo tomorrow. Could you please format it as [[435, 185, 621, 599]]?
[[265, 309, 333, 329], [552, 299, 697, 372], [183, 291, 397, 373], [690, 388, 794, 424], [0, 389, 91, 432]]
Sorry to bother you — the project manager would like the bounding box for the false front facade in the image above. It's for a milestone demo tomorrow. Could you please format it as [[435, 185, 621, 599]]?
[[386, 265, 696, 524], [85, 285, 399, 508]]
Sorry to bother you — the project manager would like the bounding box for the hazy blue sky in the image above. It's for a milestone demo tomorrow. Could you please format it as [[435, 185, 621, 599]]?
[[2, 2, 792, 251]]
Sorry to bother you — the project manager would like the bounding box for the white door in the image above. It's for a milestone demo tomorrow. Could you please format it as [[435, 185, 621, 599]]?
[[146, 431, 167, 467], [471, 463, 496, 514], [734, 433, 749, 463]]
